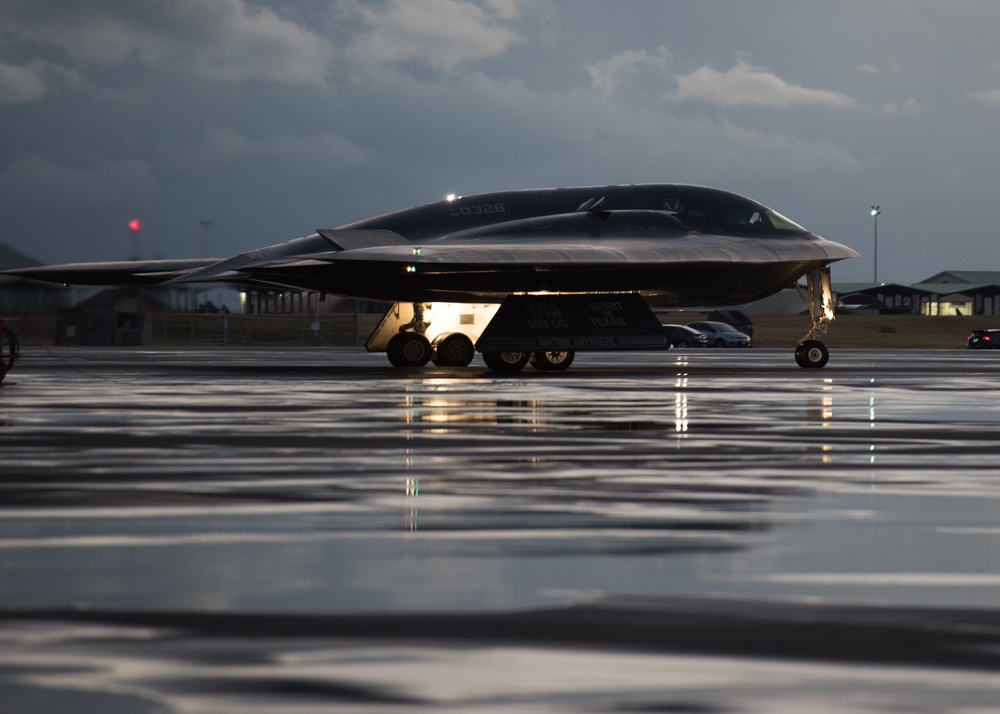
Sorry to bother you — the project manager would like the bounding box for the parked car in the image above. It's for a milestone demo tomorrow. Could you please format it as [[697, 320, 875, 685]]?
[[662, 324, 708, 348], [663, 325, 708, 347], [706, 309, 754, 338], [967, 329, 1000, 349], [686, 320, 752, 347]]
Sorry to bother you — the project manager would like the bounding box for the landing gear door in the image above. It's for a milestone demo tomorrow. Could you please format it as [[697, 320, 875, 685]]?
[[476, 294, 666, 353], [366, 302, 500, 352], [366, 302, 415, 353]]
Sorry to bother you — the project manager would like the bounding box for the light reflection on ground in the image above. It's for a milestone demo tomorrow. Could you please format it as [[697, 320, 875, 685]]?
[[2, 347, 1000, 712]]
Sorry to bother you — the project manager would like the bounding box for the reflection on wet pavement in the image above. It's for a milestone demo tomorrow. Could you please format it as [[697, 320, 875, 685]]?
[[2, 347, 1000, 712]]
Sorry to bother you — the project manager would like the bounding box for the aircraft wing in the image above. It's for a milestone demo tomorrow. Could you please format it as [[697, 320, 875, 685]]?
[[163, 231, 857, 305], [4, 228, 856, 305], [0, 230, 410, 287], [314, 235, 851, 267], [3, 258, 222, 286]]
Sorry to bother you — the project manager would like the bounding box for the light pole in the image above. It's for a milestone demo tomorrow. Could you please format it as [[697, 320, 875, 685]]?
[[870, 206, 880, 283], [127, 218, 141, 260]]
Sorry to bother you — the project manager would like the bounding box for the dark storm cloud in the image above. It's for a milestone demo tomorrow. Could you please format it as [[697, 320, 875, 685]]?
[[0, 154, 156, 210], [0, 0, 332, 85], [1, 0, 999, 282], [348, 0, 524, 72], [0, 60, 49, 103]]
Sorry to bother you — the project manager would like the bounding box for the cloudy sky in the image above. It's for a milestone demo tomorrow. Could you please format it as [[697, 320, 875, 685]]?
[[2, 0, 999, 284]]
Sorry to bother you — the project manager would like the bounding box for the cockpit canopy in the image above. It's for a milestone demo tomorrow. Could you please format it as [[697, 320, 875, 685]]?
[[652, 187, 807, 235], [340, 183, 810, 241]]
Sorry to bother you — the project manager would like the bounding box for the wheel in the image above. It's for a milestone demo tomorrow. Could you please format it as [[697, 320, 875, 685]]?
[[386, 332, 432, 367], [714, 338, 725, 348], [676, 340, 689, 348], [0, 326, 17, 382], [795, 340, 829, 368], [432, 333, 474, 366], [530, 350, 575, 371], [482, 351, 529, 371]]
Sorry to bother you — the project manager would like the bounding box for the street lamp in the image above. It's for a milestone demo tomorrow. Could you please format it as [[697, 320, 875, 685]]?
[[870, 206, 881, 283], [127, 218, 141, 260]]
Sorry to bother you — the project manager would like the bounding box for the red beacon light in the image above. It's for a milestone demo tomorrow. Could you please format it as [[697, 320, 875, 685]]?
[[128, 218, 141, 233]]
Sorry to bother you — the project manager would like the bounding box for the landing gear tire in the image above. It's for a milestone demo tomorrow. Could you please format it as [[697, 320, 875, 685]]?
[[432, 333, 475, 367], [795, 340, 829, 369], [0, 326, 17, 384], [530, 350, 575, 371], [387, 332, 432, 367], [482, 351, 530, 372]]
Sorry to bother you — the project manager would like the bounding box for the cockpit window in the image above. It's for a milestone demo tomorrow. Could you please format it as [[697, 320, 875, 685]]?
[[644, 188, 808, 235], [708, 194, 807, 234], [713, 198, 773, 232], [764, 208, 807, 232], [657, 192, 710, 231]]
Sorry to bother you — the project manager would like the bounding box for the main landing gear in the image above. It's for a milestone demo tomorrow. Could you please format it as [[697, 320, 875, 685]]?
[[382, 303, 478, 367], [481, 349, 575, 372], [794, 266, 834, 368], [386, 330, 477, 367], [369, 301, 579, 371], [386, 333, 573, 371]]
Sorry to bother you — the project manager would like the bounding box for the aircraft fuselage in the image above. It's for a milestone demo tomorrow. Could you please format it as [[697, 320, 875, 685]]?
[[227, 184, 854, 306]]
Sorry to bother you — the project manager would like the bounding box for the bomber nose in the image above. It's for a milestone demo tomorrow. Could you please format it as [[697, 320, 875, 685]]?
[[814, 234, 861, 261]]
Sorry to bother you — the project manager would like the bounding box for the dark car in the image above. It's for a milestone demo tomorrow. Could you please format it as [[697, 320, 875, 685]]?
[[707, 309, 754, 339], [687, 320, 752, 347], [967, 329, 1000, 349], [662, 324, 708, 348]]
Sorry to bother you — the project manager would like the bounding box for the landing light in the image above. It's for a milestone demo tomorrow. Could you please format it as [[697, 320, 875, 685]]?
[[446, 193, 461, 202], [406, 265, 417, 273]]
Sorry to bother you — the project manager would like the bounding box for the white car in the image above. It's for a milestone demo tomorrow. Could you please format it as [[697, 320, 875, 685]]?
[[686, 321, 752, 348]]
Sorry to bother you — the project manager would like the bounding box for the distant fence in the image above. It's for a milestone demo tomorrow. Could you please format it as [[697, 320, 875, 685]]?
[[148, 311, 382, 347]]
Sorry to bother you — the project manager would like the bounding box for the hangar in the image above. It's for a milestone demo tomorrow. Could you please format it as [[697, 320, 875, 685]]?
[[835, 271, 1000, 316]]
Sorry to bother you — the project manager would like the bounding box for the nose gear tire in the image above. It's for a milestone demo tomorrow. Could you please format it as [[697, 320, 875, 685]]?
[[795, 340, 829, 368]]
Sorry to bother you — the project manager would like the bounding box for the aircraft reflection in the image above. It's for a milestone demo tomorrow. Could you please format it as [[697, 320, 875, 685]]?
[[392, 368, 856, 539], [870, 377, 878, 466], [9, 347, 1000, 643], [394, 373, 847, 448], [674, 357, 689, 435], [405, 477, 419, 531]]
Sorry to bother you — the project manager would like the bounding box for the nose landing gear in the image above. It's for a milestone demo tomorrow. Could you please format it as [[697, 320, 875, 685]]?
[[795, 266, 834, 368]]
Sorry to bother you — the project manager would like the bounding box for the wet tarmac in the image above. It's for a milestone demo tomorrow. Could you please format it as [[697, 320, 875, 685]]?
[[2, 346, 1000, 712]]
